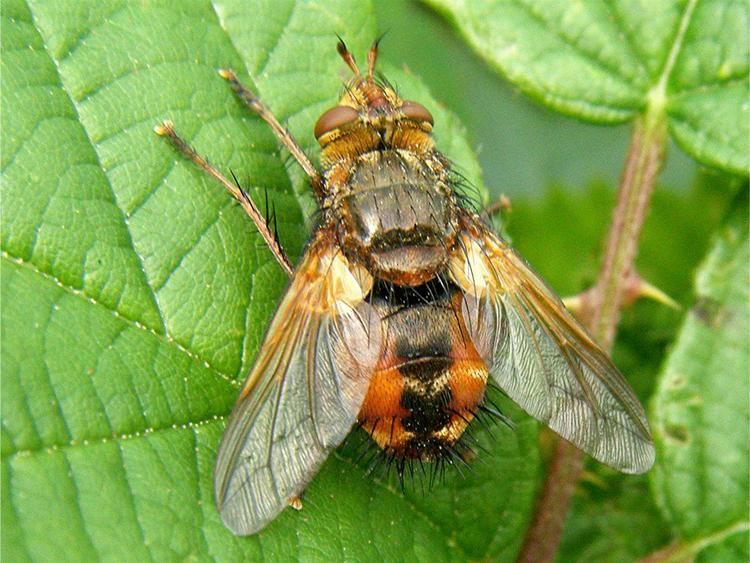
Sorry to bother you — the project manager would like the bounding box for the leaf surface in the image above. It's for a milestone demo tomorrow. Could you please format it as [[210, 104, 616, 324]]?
[[428, 0, 749, 175], [650, 202, 750, 559], [1, 1, 536, 560]]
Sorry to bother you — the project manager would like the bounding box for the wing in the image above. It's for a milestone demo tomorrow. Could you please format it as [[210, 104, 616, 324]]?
[[214, 228, 382, 535], [448, 214, 655, 474]]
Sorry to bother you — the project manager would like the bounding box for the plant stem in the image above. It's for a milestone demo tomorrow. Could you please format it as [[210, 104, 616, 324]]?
[[589, 110, 667, 349], [517, 108, 667, 563], [516, 439, 584, 563]]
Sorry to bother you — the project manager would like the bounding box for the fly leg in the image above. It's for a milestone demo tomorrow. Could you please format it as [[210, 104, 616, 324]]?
[[218, 69, 324, 198], [154, 121, 294, 277]]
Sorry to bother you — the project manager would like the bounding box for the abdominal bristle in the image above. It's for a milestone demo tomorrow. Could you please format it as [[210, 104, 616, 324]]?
[[344, 392, 514, 492]]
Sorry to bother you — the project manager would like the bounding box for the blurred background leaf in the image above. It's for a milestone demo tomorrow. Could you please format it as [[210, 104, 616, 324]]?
[[650, 200, 749, 561]]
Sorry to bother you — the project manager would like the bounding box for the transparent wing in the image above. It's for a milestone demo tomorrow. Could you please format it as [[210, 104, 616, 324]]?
[[449, 216, 655, 474], [214, 231, 381, 535]]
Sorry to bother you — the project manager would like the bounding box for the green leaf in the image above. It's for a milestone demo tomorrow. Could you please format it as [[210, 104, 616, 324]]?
[[427, 0, 749, 175], [1, 0, 536, 560], [650, 201, 749, 559]]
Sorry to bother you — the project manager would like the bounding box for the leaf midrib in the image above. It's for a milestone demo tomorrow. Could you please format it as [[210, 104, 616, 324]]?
[[2, 252, 238, 457], [648, 0, 699, 109]]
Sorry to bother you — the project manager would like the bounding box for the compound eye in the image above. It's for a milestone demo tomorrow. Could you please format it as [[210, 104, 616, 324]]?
[[401, 101, 433, 125], [314, 106, 360, 139]]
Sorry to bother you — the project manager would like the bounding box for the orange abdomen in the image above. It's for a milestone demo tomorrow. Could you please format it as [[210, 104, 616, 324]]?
[[356, 277, 489, 460]]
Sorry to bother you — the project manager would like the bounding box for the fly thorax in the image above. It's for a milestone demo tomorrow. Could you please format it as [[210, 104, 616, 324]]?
[[336, 150, 457, 286]]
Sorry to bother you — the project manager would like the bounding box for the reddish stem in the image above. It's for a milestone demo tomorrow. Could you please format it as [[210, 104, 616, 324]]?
[[517, 111, 667, 562]]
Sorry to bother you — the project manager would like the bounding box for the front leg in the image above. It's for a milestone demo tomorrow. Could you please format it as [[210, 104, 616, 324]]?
[[219, 69, 324, 198]]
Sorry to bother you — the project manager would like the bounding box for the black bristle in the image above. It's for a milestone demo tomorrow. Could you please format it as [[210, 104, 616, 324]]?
[[347, 371, 519, 494], [396, 458, 406, 493], [263, 185, 270, 227], [229, 169, 247, 201], [271, 201, 280, 246]]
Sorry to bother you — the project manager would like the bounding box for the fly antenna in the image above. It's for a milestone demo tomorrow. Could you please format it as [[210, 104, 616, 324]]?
[[336, 36, 360, 77], [366, 37, 380, 80], [367, 32, 389, 81]]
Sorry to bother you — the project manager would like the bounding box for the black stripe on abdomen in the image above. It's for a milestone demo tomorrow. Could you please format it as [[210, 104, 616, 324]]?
[[399, 357, 453, 434]]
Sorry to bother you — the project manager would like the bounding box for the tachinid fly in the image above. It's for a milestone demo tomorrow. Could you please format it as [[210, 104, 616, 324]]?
[[156, 39, 655, 536]]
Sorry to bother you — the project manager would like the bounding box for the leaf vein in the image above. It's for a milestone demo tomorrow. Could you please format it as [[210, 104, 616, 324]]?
[[652, 0, 700, 94], [39, 292, 75, 445], [331, 451, 469, 560], [60, 448, 101, 556], [2, 252, 240, 391], [206, 0, 316, 211], [2, 463, 34, 562], [668, 75, 749, 98], [515, 0, 641, 92], [601, 1, 650, 79], [7, 412, 226, 460], [190, 426, 211, 557], [113, 439, 152, 561], [25, 0, 167, 335], [53, 4, 126, 65], [152, 198, 235, 294]]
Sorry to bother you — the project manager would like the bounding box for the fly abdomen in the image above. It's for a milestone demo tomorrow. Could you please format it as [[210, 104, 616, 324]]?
[[357, 277, 489, 461]]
